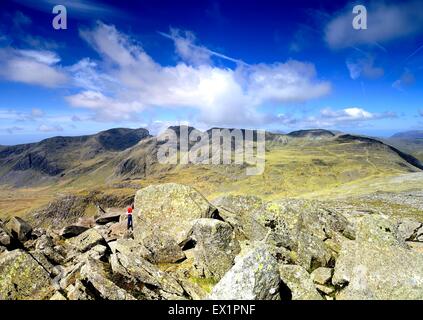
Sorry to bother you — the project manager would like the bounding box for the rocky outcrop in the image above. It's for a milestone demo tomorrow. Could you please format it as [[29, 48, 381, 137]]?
[[80, 258, 136, 300], [208, 244, 280, 300], [110, 249, 186, 299], [139, 228, 186, 264], [212, 195, 264, 240], [397, 218, 423, 241], [333, 240, 423, 299], [0, 250, 55, 299], [1, 183, 423, 301], [134, 183, 218, 244], [0, 225, 11, 247], [66, 229, 106, 253], [333, 215, 423, 300], [5, 217, 32, 242], [190, 218, 240, 280], [279, 265, 323, 300]]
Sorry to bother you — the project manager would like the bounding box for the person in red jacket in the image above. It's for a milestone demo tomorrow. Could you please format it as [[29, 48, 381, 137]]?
[[127, 204, 133, 230]]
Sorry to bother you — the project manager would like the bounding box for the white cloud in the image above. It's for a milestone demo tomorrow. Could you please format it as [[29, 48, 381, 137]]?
[[0, 108, 45, 121], [290, 107, 397, 128], [346, 56, 384, 80], [325, 1, 423, 49], [31, 108, 45, 118], [17, 49, 60, 65], [0, 48, 67, 87], [392, 69, 415, 91], [321, 107, 373, 120], [67, 22, 331, 126], [38, 124, 63, 132], [165, 29, 212, 66]]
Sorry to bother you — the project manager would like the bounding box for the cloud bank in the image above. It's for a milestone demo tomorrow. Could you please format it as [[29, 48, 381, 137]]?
[[66, 22, 331, 126], [325, 1, 423, 49]]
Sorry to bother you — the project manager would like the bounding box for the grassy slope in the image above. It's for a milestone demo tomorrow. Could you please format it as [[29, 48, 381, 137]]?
[[1, 136, 422, 220]]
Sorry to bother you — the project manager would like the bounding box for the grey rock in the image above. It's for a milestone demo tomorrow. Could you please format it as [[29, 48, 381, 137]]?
[[110, 250, 185, 298], [95, 212, 122, 225], [397, 219, 422, 241], [296, 232, 332, 272], [67, 229, 105, 253], [50, 291, 67, 300], [333, 240, 423, 300], [80, 257, 136, 300], [279, 265, 323, 300], [0, 249, 55, 300], [191, 218, 240, 280], [5, 217, 32, 242], [138, 227, 186, 264], [208, 244, 280, 300], [66, 280, 95, 300], [310, 267, 333, 285], [60, 225, 89, 238], [134, 183, 217, 244]]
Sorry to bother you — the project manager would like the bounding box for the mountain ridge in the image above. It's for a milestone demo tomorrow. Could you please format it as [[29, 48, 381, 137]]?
[[0, 127, 422, 190]]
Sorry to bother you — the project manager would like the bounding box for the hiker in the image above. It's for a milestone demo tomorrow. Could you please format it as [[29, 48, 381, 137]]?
[[127, 204, 133, 230]]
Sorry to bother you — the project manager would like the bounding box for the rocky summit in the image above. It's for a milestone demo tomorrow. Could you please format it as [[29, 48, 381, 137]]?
[[1, 182, 423, 300]]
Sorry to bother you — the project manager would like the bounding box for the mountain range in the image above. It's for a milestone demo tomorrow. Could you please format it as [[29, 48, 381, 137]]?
[[0, 127, 422, 219]]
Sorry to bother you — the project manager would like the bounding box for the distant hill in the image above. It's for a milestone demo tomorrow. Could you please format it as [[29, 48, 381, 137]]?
[[287, 129, 335, 139], [0, 128, 150, 187], [391, 130, 423, 139], [385, 131, 423, 162]]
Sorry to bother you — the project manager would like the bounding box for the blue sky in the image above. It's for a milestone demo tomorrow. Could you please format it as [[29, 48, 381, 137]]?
[[0, 0, 423, 144]]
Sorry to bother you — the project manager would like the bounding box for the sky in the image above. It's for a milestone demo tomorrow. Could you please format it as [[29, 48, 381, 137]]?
[[0, 0, 423, 145]]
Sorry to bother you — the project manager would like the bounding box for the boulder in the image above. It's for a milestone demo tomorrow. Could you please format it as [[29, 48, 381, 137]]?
[[104, 221, 127, 242], [112, 239, 153, 260], [355, 215, 404, 247], [0, 226, 11, 247], [76, 245, 108, 263], [310, 267, 333, 285], [397, 219, 422, 241], [95, 212, 122, 225], [30, 250, 55, 275], [35, 234, 66, 265], [179, 279, 208, 300], [315, 284, 335, 296], [140, 228, 186, 264], [67, 229, 105, 253], [50, 291, 67, 300], [333, 240, 423, 300], [60, 225, 89, 238], [208, 244, 280, 300], [250, 200, 355, 250], [0, 249, 55, 300], [110, 250, 185, 299], [190, 218, 240, 280], [134, 183, 217, 244], [66, 280, 95, 300], [295, 232, 332, 272], [80, 257, 136, 300], [5, 217, 32, 242], [212, 195, 265, 239], [250, 202, 299, 246], [279, 265, 323, 300]]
